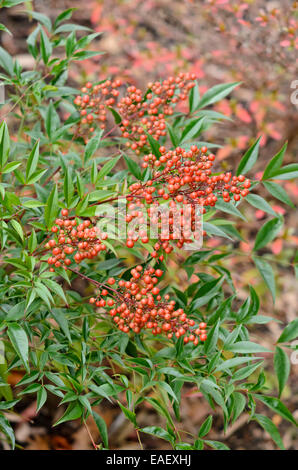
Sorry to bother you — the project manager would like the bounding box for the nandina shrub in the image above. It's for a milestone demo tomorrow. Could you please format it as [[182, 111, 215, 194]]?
[[0, 5, 297, 450]]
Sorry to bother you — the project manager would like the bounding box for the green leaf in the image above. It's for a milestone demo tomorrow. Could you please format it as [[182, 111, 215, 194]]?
[[10, 219, 24, 242], [51, 308, 71, 342], [197, 82, 240, 109], [215, 357, 262, 372], [215, 199, 246, 221], [97, 156, 120, 182], [204, 322, 219, 354], [92, 411, 108, 448], [205, 440, 230, 450], [274, 347, 290, 398], [0, 122, 10, 168], [73, 50, 104, 60], [7, 323, 29, 372], [45, 101, 59, 140], [44, 184, 59, 229], [189, 83, 200, 112], [40, 27, 52, 64], [262, 181, 294, 208], [145, 397, 174, 427], [277, 319, 298, 343], [225, 341, 271, 354], [262, 143, 287, 180], [36, 387, 47, 412], [29, 11, 52, 32], [254, 395, 297, 426], [236, 137, 261, 176], [108, 106, 122, 124], [267, 164, 298, 180], [6, 300, 26, 321], [0, 413, 15, 449], [254, 217, 283, 251], [245, 193, 276, 216], [63, 167, 74, 207], [198, 415, 213, 437], [53, 402, 82, 426], [146, 133, 161, 158], [0, 46, 14, 75], [254, 414, 284, 450], [0, 23, 11, 35], [203, 221, 232, 240], [2, 161, 21, 174], [181, 117, 205, 143], [124, 155, 142, 180], [118, 401, 137, 426], [84, 131, 103, 163], [252, 256, 275, 302], [232, 392, 246, 424], [140, 426, 173, 443], [54, 8, 76, 30]]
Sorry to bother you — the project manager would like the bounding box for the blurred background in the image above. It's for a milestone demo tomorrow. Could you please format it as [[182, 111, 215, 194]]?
[[0, 0, 297, 450]]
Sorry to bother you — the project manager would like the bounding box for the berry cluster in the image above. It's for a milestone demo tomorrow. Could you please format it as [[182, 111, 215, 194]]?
[[89, 266, 208, 343], [73, 79, 122, 140], [118, 73, 196, 153], [141, 145, 251, 204], [123, 145, 251, 255], [46, 209, 108, 271]]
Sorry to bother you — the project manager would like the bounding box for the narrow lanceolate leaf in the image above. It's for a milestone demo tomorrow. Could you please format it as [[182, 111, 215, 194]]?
[[140, 426, 173, 443], [146, 133, 161, 158], [180, 117, 205, 143], [7, 323, 29, 372], [198, 415, 213, 437], [124, 154, 142, 180], [44, 184, 59, 229], [253, 217, 283, 251], [84, 131, 103, 163], [51, 308, 71, 342], [92, 411, 109, 448], [215, 199, 247, 221], [277, 319, 298, 343], [252, 256, 275, 302], [245, 193, 276, 216], [63, 167, 74, 207], [26, 141, 39, 182], [40, 27, 52, 64], [0, 121, 10, 168], [274, 347, 290, 398], [262, 143, 287, 180], [197, 82, 240, 109], [267, 163, 298, 180], [254, 414, 285, 449], [36, 387, 47, 412], [262, 181, 294, 208], [254, 395, 297, 426], [0, 413, 15, 449], [225, 341, 271, 354], [10, 219, 24, 242], [117, 401, 137, 426], [97, 155, 120, 181], [189, 83, 200, 112], [232, 392, 246, 424], [53, 402, 82, 426], [236, 136, 261, 176]]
